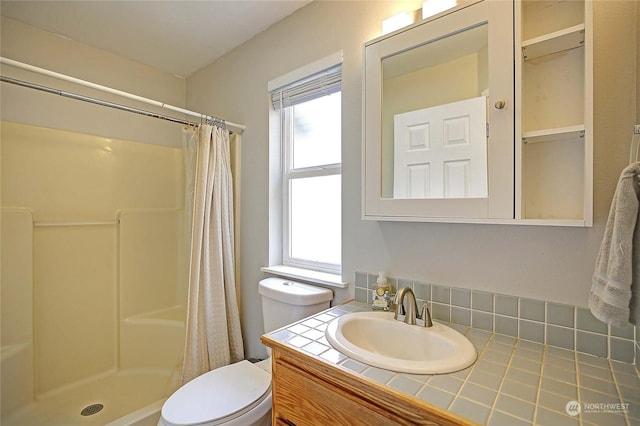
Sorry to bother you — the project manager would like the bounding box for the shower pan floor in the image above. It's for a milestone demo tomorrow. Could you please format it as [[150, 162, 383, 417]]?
[[3, 368, 175, 426]]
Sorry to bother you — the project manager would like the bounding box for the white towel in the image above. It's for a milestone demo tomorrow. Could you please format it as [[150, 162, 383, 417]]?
[[589, 162, 640, 327]]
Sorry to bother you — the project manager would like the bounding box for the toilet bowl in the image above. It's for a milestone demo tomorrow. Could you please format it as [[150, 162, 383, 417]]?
[[158, 278, 333, 426], [159, 359, 272, 426]]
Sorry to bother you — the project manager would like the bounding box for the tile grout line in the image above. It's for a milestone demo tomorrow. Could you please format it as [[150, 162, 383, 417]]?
[[607, 358, 632, 426], [574, 351, 584, 426], [486, 333, 518, 424], [446, 330, 491, 421], [445, 325, 473, 412], [531, 347, 546, 426]]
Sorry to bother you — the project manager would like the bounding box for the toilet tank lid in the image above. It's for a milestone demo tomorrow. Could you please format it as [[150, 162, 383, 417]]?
[[259, 278, 333, 305]]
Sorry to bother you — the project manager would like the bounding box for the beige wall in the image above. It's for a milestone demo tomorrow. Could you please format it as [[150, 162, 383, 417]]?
[[0, 16, 192, 408], [0, 15, 225, 373], [0, 17, 186, 147], [187, 1, 638, 359]]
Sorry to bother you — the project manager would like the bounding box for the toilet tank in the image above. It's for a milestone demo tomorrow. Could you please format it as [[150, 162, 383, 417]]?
[[258, 278, 333, 333]]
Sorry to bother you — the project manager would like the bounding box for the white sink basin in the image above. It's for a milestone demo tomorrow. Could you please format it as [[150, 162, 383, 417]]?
[[325, 311, 477, 374]]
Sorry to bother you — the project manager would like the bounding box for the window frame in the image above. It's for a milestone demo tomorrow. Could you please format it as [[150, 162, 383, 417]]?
[[268, 53, 343, 276], [281, 99, 342, 274]]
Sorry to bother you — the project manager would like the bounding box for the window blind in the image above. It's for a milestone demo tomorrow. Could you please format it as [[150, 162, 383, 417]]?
[[270, 64, 341, 110]]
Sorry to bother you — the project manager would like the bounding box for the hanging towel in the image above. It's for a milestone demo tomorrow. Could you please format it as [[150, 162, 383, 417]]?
[[589, 162, 640, 327]]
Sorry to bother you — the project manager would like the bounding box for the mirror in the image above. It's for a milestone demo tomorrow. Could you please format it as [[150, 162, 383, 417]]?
[[381, 23, 489, 199], [363, 0, 514, 221]]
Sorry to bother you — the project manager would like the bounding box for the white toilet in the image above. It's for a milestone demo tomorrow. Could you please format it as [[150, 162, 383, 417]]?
[[158, 277, 333, 426]]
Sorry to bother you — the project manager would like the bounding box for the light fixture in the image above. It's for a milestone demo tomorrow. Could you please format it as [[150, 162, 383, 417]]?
[[422, 0, 457, 19], [382, 10, 419, 35]]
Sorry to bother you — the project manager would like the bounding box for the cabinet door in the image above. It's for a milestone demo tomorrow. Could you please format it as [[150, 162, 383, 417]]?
[[364, 0, 514, 221], [273, 358, 402, 426]]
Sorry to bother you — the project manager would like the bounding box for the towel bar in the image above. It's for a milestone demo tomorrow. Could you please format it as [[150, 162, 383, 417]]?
[[630, 124, 640, 164]]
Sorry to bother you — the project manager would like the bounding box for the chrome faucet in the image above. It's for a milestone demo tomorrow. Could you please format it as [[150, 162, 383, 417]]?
[[394, 287, 418, 325], [394, 286, 433, 327]]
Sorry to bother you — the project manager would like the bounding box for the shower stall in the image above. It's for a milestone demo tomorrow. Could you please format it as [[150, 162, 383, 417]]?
[[1, 121, 191, 425]]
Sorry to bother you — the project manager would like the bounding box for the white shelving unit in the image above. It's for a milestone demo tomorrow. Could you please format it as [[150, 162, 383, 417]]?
[[516, 0, 593, 226]]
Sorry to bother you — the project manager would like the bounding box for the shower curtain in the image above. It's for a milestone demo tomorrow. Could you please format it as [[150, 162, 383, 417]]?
[[181, 124, 244, 385]]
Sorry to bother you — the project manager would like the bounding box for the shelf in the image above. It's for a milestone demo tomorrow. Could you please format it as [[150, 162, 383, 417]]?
[[523, 125, 585, 144], [522, 24, 585, 60]]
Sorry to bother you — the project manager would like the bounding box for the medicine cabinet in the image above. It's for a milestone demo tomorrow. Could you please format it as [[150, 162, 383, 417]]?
[[362, 0, 593, 226]]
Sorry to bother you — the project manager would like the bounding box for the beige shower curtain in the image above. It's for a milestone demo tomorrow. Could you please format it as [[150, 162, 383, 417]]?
[[181, 124, 244, 385]]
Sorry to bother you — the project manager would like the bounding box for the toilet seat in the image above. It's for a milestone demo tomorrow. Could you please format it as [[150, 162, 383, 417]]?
[[160, 360, 271, 426]]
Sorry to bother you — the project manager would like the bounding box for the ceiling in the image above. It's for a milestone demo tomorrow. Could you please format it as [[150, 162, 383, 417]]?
[[0, 0, 313, 77]]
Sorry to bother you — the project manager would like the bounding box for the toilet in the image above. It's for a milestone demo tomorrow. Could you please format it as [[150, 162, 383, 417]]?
[[158, 277, 333, 426]]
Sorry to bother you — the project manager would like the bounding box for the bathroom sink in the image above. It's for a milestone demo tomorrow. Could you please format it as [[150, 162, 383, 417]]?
[[325, 311, 477, 374]]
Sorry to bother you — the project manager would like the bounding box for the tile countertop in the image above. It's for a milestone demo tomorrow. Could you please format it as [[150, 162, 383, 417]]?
[[264, 301, 640, 426]]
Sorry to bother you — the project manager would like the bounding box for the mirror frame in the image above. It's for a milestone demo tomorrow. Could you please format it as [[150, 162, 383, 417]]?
[[362, 0, 515, 222]]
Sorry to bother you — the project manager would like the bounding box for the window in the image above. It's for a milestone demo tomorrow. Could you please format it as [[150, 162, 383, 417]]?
[[270, 59, 342, 274]]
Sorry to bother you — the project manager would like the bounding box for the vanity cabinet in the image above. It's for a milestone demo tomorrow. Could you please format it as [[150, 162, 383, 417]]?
[[267, 343, 474, 426], [362, 0, 593, 226], [272, 354, 395, 425]]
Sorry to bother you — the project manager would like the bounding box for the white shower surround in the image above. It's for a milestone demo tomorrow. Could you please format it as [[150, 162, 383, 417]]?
[[2, 308, 184, 426], [0, 123, 190, 425]]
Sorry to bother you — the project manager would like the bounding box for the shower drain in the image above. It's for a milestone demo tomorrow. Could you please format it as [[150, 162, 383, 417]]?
[[80, 403, 104, 416]]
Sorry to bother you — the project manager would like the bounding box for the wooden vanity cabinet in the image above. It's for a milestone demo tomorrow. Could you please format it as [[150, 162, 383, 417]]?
[[272, 354, 397, 425], [265, 341, 475, 426]]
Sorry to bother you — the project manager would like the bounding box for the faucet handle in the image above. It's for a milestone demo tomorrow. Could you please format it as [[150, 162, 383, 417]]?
[[420, 303, 433, 328]]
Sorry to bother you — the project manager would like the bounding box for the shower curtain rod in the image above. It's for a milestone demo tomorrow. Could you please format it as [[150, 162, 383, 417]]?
[[0, 56, 245, 133], [1, 75, 207, 128], [1, 75, 216, 129]]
